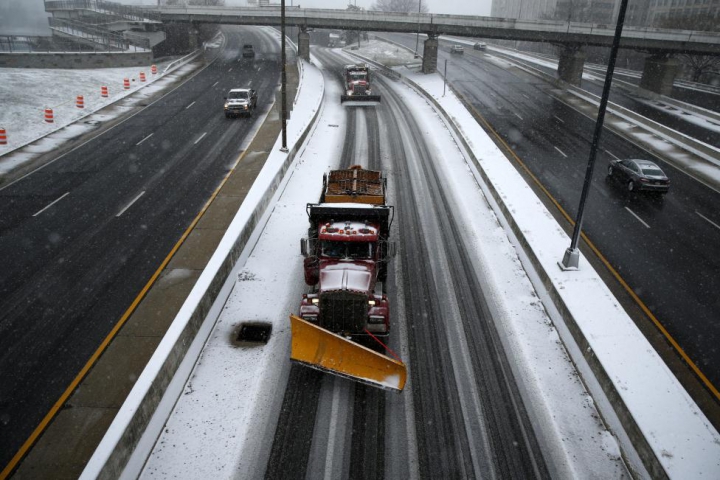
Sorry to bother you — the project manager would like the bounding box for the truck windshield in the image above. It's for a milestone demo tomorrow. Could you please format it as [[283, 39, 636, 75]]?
[[349, 73, 366, 81], [228, 91, 248, 99], [321, 241, 372, 259]]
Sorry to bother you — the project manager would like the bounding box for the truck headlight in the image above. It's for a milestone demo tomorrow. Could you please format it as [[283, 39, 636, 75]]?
[[311, 298, 319, 305], [368, 300, 376, 306]]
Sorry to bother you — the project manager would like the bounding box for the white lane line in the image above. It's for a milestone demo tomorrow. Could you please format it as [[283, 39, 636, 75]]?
[[553, 115, 564, 123], [194, 132, 207, 145], [136, 133, 153, 146], [185, 101, 196, 110], [228, 68, 232, 72], [625, 207, 650, 228], [212, 81, 219, 87], [696, 211, 720, 231], [514, 112, 523, 120], [554, 146, 568, 158], [605, 149, 620, 160], [522, 93, 530, 99], [33, 192, 70, 217], [116, 191, 145, 217]]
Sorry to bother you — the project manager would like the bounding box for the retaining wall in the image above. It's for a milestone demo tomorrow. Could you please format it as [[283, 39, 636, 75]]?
[[0, 51, 153, 69]]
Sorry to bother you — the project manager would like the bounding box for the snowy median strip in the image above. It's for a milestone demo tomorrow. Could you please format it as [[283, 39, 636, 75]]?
[[80, 58, 324, 480]]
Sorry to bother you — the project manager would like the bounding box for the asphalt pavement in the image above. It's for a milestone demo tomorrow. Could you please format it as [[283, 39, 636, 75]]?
[[0, 26, 291, 478]]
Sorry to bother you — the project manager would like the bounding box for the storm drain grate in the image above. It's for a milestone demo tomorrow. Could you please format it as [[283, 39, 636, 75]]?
[[236, 322, 272, 344]]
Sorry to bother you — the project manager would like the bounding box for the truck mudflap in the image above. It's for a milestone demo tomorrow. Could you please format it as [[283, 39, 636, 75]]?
[[340, 94, 382, 106], [289, 315, 407, 392]]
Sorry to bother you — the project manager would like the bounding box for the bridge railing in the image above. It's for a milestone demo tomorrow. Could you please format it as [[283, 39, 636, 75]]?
[[154, 6, 720, 53], [48, 17, 150, 51], [44, 0, 161, 23]]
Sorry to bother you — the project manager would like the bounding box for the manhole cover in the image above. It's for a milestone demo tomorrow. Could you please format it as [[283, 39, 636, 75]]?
[[235, 322, 272, 345]]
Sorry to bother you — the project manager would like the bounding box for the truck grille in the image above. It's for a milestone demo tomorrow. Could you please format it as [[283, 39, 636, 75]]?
[[352, 84, 367, 95], [319, 291, 367, 333]]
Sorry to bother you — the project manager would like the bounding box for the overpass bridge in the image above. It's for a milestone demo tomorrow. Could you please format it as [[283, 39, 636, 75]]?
[[153, 5, 720, 95]]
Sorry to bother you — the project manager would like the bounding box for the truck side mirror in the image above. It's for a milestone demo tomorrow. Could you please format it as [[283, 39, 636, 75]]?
[[387, 242, 397, 259], [300, 238, 309, 257]]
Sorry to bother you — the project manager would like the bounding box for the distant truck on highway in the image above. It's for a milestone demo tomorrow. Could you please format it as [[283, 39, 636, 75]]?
[[340, 64, 381, 105], [290, 166, 406, 391]]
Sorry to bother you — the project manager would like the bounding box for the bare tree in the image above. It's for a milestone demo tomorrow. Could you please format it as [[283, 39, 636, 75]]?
[[371, 0, 428, 14], [656, 14, 720, 83]]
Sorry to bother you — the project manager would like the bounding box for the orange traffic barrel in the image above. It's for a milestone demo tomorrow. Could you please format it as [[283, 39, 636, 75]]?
[[76, 95, 84, 109], [123, 78, 130, 90], [44, 108, 54, 123], [101, 85, 109, 97], [0, 128, 7, 145], [151, 64, 157, 74], [139, 72, 146, 82]]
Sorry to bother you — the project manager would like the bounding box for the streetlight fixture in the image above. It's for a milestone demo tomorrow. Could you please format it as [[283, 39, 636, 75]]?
[[560, 0, 630, 270]]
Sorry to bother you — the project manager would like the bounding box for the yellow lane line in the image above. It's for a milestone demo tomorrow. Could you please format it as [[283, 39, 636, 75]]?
[[1, 148, 249, 480], [460, 94, 720, 402]]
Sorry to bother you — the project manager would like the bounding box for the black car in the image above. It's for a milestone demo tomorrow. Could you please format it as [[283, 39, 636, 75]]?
[[242, 44, 255, 58], [607, 159, 670, 194]]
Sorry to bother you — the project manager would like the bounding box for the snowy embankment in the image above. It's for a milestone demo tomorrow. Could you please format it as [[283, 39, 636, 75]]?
[[0, 48, 204, 162]]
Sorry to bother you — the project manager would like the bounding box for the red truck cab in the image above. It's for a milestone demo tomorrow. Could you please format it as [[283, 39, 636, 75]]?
[[299, 168, 394, 341]]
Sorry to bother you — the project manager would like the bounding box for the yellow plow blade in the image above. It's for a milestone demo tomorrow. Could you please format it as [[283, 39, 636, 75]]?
[[289, 315, 407, 392]]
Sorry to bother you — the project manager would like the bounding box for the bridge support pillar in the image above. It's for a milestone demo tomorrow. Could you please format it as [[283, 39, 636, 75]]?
[[188, 26, 199, 51], [298, 30, 310, 62], [422, 35, 438, 74], [557, 45, 585, 86], [640, 55, 680, 96]]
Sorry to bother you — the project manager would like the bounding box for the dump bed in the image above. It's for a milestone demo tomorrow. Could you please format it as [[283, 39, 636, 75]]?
[[322, 167, 385, 205]]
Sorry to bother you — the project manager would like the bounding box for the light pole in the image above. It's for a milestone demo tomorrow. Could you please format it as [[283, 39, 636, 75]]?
[[560, 0, 629, 270], [414, 0, 422, 58], [280, 0, 287, 152]]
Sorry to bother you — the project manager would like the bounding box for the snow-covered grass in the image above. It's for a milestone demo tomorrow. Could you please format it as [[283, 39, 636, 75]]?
[[0, 62, 168, 153]]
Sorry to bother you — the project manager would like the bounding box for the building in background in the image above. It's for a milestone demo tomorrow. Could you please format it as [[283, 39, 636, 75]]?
[[492, 0, 720, 26]]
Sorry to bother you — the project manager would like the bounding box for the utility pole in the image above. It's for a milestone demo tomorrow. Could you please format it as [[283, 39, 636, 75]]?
[[560, 0, 630, 270], [280, 0, 287, 152]]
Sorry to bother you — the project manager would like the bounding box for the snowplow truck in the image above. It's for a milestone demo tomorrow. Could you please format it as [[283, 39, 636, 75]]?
[[290, 166, 406, 391], [340, 64, 381, 105]]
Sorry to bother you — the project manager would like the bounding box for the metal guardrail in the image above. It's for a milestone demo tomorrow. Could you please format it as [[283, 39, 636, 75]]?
[[44, 0, 160, 22], [48, 17, 150, 51]]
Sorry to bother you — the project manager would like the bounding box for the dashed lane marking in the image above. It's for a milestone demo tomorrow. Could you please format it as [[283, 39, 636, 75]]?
[[116, 191, 145, 217], [194, 132, 207, 145], [136, 133, 153, 146], [625, 207, 650, 228], [33, 192, 70, 217]]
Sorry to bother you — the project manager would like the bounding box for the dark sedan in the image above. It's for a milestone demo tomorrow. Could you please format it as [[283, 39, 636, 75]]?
[[607, 159, 670, 194]]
